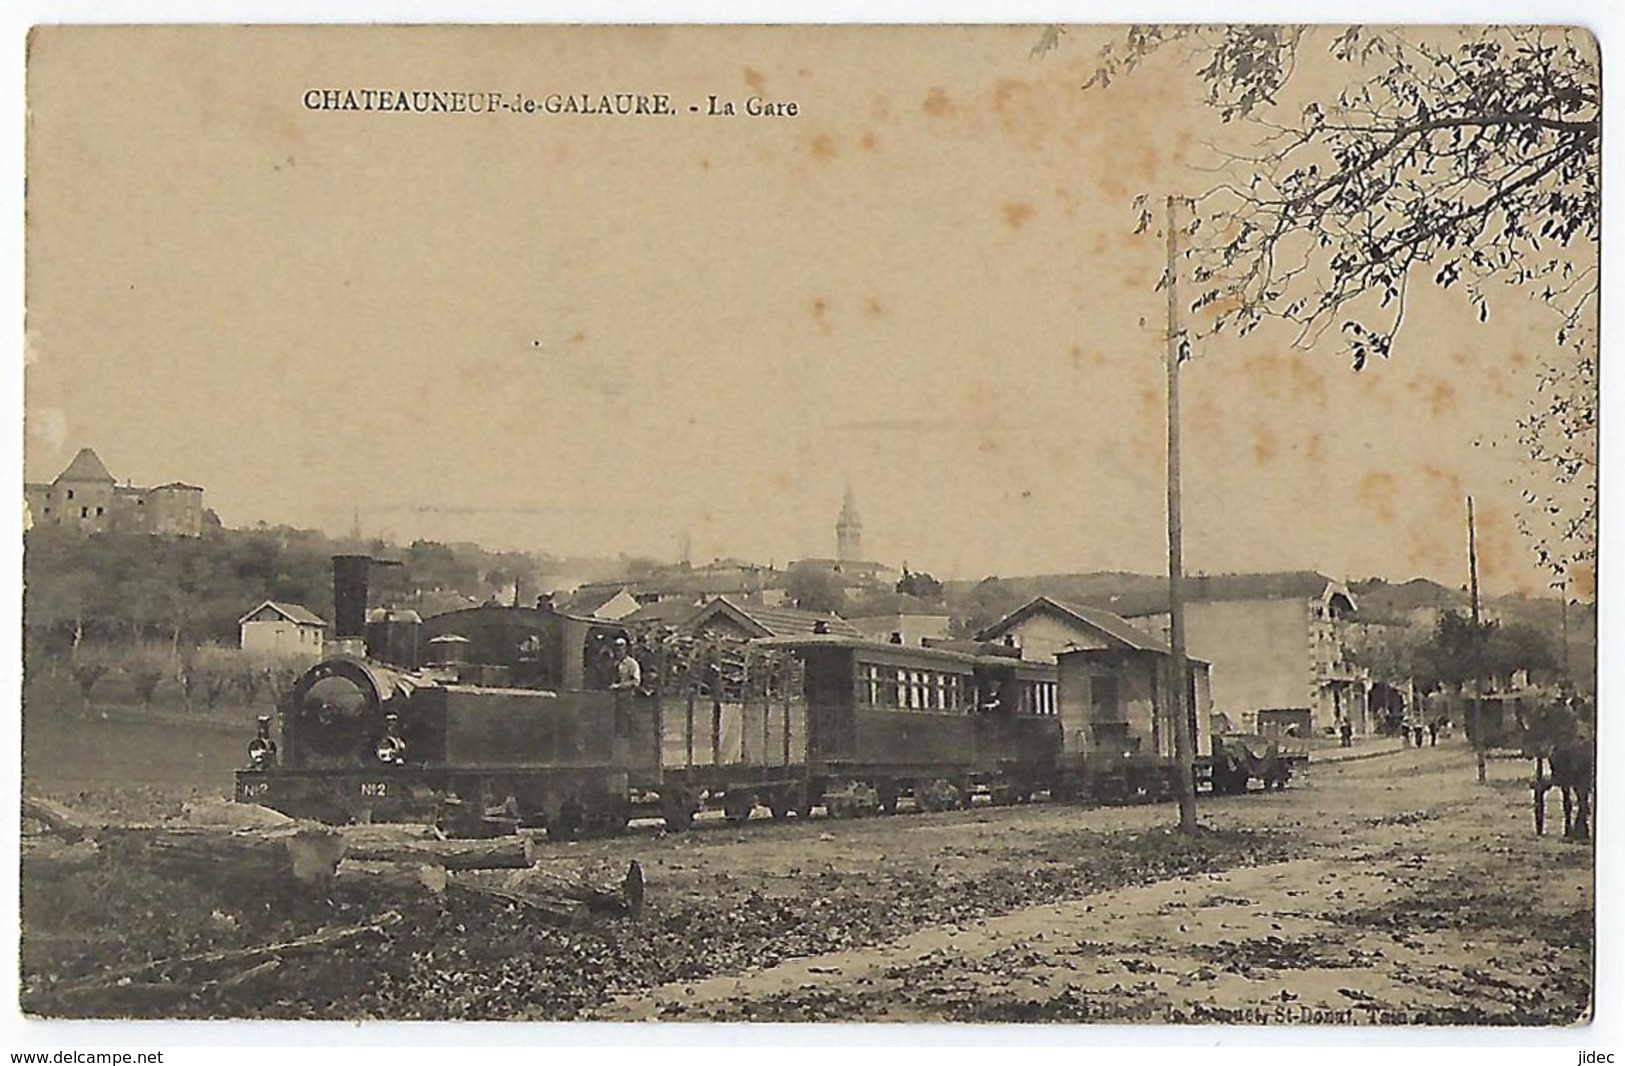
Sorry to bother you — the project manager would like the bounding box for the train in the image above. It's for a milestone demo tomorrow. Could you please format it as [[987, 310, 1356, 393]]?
[[234, 556, 1305, 835]]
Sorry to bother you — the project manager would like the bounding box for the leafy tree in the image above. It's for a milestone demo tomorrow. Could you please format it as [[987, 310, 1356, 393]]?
[[895, 567, 945, 602], [786, 566, 847, 615], [1410, 609, 1557, 693], [949, 576, 1022, 638], [1346, 622, 1425, 686], [1076, 25, 1599, 573]]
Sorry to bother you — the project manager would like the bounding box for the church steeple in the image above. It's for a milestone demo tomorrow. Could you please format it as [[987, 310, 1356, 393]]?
[[836, 485, 863, 564]]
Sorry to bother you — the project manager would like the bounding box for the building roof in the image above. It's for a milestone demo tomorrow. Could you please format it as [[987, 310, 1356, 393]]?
[[238, 600, 326, 627], [153, 481, 205, 492], [846, 592, 952, 618], [759, 633, 990, 666], [975, 595, 1182, 656], [622, 598, 704, 627], [688, 596, 865, 639], [563, 585, 634, 616], [57, 447, 115, 483]]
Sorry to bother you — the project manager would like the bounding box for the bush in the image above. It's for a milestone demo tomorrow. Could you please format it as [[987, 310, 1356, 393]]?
[[66, 647, 118, 713], [118, 643, 175, 709], [177, 644, 242, 712]]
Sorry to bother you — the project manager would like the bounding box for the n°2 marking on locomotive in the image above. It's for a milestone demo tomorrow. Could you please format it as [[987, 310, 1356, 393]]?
[[359, 782, 388, 798]]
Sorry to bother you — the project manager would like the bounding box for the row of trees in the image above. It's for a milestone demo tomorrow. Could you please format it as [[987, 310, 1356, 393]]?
[[35, 642, 308, 716], [1350, 609, 1564, 698], [22, 524, 554, 664]]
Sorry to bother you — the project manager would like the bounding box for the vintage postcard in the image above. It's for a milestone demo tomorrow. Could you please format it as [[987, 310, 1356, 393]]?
[[17, 23, 1599, 1031]]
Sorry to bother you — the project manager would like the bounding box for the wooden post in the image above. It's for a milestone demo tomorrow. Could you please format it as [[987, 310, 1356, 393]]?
[[1468, 495, 1487, 784], [1165, 194, 1199, 834], [685, 686, 696, 768]]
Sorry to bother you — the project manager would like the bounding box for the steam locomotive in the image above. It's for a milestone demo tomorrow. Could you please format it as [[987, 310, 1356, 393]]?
[[234, 556, 1299, 835]]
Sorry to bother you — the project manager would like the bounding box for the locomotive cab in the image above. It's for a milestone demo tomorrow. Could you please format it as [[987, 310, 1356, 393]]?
[[235, 555, 646, 832]]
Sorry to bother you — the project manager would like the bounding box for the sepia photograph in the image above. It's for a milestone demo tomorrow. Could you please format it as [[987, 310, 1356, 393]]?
[[14, 18, 1604, 1033]]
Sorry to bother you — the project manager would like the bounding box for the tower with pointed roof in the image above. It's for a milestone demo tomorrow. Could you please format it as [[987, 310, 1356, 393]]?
[[836, 486, 863, 565]]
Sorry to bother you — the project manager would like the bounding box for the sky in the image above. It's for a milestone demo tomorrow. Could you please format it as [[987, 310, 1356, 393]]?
[[22, 24, 1598, 596]]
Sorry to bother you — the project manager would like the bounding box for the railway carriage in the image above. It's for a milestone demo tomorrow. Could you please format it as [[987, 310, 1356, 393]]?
[[762, 635, 1061, 814], [237, 555, 1300, 835]]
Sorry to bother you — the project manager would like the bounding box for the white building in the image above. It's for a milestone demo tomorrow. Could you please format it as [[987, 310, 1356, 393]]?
[[239, 601, 327, 659]]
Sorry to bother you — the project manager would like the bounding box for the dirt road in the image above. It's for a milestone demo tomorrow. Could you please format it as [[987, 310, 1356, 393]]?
[[586, 744, 1592, 1025]]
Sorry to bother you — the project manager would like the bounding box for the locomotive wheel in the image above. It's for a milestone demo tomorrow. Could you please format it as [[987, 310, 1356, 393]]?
[[723, 793, 755, 825], [441, 782, 491, 838], [580, 798, 631, 838], [547, 800, 584, 840], [876, 781, 898, 816], [768, 785, 804, 821], [662, 788, 696, 832]]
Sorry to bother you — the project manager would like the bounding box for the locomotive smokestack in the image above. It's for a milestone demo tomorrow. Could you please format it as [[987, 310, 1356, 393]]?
[[332, 554, 371, 651]]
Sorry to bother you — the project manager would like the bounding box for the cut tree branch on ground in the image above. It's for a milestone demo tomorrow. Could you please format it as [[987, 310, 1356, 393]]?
[[47, 912, 404, 997]]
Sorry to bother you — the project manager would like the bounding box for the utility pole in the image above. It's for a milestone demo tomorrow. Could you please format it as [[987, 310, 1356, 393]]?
[[1165, 195, 1199, 834], [1467, 496, 1486, 783], [1560, 575, 1571, 683]]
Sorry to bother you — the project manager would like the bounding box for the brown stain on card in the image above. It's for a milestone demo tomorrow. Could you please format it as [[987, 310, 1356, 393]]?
[[1251, 426, 1278, 465], [809, 134, 836, 159], [858, 130, 878, 152], [1408, 376, 1459, 418], [1002, 202, 1034, 229], [922, 87, 953, 117], [1358, 472, 1397, 523], [743, 67, 765, 93]]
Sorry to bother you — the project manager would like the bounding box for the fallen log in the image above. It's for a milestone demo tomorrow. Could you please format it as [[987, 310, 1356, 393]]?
[[335, 858, 450, 896], [342, 834, 530, 870], [22, 796, 99, 841], [452, 859, 644, 918], [100, 824, 349, 891]]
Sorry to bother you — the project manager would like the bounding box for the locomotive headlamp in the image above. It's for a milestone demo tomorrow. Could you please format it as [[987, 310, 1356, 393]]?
[[247, 715, 277, 767], [376, 713, 407, 765]]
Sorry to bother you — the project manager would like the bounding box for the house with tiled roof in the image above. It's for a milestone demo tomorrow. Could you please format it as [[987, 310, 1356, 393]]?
[[239, 601, 327, 659], [974, 595, 1181, 662], [561, 584, 642, 621], [682, 596, 865, 641], [24, 447, 204, 537]]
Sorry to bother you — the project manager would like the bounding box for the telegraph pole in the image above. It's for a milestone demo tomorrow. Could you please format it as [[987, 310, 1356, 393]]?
[[1165, 195, 1199, 834], [1467, 496, 1487, 783], [1560, 576, 1571, 683]]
